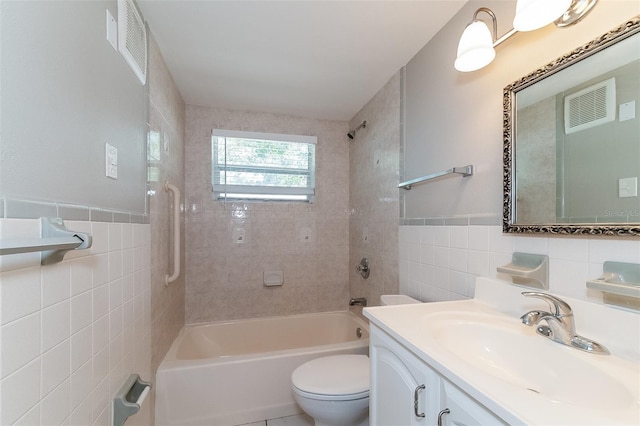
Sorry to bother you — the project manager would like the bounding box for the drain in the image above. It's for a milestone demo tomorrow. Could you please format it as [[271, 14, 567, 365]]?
[[356, 327, 363, 339], [527, 388, 541, 394]]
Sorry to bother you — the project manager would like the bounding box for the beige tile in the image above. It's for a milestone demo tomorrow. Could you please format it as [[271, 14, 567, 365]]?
[[267, 413, 313, 426], [184, 107, 350, 322]]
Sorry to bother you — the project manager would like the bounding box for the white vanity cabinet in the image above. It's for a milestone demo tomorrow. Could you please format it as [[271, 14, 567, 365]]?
[[370, 324, 506, 426], [370, 327, 438, 425], [438, 379, 507, 426]]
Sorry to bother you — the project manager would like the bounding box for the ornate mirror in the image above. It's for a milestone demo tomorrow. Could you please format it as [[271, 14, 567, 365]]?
[[503, 16, 640, 236]]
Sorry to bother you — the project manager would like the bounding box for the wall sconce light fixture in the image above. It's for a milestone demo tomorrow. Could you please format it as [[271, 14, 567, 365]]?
[[454, 0, 598, 72]]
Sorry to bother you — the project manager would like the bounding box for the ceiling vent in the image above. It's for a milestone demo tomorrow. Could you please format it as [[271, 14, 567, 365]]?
[[564, 77, 616, 134], [118, 0, 147, 85]]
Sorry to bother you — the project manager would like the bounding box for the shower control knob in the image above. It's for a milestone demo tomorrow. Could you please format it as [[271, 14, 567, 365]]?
[[355, 258, 370, 279]]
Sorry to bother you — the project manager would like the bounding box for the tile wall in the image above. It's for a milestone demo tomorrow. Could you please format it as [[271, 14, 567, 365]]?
[[400, 224, 640, 303], [348, 72, 401, 309], [0, 219, 151, 425], [183, 106, 350, 323], [147, 36, 185, 386]]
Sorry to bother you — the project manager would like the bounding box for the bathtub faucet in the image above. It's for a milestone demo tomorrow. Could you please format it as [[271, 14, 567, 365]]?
[[349, 297, 367, 307]]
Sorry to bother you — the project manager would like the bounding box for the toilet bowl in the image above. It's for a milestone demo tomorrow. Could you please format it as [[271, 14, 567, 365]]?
[[291, 297, 419, 425], [291, 354, 369, 426]]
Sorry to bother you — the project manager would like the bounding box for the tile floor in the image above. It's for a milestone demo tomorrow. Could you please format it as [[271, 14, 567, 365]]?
[[240, 413, 314, 426]]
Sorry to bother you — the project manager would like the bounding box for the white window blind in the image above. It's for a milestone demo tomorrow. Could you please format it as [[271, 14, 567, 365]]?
[[212, 129, 317, 202]]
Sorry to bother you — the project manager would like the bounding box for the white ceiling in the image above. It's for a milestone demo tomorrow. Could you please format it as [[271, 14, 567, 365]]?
[[138, 1, 467, 121]]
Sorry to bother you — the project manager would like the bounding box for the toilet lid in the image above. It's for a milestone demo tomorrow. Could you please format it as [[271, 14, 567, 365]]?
[[291, 355, 369, 396]]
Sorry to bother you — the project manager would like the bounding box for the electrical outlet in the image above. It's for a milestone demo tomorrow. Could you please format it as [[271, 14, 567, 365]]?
[[105, 143, 118, 179], [619, 177, 638, 198]]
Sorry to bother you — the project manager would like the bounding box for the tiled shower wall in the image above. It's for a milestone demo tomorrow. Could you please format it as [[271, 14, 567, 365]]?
[[348, 72, 401, 309], [183, 106, 351, 323], [0, 219, 151, 425], [147, 36, 185, 380]]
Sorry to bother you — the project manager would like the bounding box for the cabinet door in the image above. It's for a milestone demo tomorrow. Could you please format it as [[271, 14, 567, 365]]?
[[370, 327, 438, 426], [438, 380, 507, 426]]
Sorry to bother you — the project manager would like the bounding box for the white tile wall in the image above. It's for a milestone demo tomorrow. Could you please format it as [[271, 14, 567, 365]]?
[[0, 218, 151, 425], [400, 225, 640, 303]]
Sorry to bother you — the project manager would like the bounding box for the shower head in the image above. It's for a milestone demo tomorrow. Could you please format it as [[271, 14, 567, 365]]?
[[347, 121, 367, 140]]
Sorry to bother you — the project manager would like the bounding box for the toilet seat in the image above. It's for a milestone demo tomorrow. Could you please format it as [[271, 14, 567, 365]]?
[[292, 387, 369, 401], [291, 354, 369, 400]]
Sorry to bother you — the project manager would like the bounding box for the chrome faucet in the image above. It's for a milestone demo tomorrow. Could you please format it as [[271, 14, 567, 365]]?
[[521, 292, 609, 355], [349, 297, 367, 307]]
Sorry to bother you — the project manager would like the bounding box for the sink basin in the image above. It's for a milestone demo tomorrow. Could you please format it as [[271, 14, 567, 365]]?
[[423, 311, 635, 410]]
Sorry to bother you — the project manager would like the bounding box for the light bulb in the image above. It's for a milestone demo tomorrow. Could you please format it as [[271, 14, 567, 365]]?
[[454, 20, 496, 72], [513, 0, 572, 31]]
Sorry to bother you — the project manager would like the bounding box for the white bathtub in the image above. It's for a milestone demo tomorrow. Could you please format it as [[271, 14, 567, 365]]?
[[155, 311, 370, 426]]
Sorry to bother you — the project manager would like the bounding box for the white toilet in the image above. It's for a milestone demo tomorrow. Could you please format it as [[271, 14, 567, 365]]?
[[291, 295, 421, 426], [292, 354, 369, 426]]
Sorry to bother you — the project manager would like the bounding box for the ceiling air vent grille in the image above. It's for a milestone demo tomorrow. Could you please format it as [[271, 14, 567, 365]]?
[[118, 0, 147, 85], [564, 77, 616, 134]]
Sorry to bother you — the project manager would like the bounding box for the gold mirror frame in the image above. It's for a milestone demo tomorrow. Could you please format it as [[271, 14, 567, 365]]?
[[503, 15, 640, 237]]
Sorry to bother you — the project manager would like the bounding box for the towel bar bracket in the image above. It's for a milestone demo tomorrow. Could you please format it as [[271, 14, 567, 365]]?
[[0, 218, 92, 265], [41, 218, 92, 265]]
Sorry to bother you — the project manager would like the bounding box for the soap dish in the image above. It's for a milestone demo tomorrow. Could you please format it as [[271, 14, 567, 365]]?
[[497, 252, 549, 290], [587, 261, 640, 310]]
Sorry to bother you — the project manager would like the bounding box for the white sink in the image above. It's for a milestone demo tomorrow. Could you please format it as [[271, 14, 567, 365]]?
[[423, 311, 635, 410], [365, 278, 640, 424]]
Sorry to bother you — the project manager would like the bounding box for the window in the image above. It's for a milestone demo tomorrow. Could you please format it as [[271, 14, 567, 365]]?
[[212, 129, 317, 202]]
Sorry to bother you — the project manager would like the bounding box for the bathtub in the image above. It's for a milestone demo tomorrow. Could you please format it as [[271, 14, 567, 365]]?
[[155, 310, 369, 426]]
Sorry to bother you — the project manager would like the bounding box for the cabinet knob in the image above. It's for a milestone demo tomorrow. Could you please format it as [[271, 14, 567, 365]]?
[[437, 408, 451, 426], [413, 384, 426, 418]]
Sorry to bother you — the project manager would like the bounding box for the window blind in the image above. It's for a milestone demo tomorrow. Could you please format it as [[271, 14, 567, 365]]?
[[212, 129, 316, 202]]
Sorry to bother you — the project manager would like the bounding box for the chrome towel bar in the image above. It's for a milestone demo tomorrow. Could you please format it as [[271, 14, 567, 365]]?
[[398, 165, 473, 190]]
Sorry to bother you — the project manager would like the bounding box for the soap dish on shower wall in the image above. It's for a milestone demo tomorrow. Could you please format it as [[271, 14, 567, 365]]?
[[497, 252, 549, 290], [264, 271, 284, 286]]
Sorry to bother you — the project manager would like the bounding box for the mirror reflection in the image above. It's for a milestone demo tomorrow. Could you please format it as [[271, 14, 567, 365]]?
[[504, 17, 640, 235]]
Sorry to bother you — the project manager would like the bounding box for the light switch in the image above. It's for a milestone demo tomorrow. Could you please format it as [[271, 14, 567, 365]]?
[[106, 10, 118, 51], [619, 101, 636, 122], [105, 143, 118, 179], [618, 177, 638, 198]]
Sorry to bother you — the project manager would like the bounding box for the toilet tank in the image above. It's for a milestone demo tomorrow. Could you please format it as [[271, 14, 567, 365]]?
[[380, 294, 421, 306]]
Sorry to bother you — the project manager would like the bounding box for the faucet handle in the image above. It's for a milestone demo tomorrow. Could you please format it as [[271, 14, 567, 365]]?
[[522, 292, 573, 317]]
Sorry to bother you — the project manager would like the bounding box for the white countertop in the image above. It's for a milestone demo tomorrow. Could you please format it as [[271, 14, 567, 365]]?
[[364, 277, 640, 425]]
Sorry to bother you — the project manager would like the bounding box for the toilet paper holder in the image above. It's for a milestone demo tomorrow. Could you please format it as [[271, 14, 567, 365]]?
[[112, 374, 151, 426]]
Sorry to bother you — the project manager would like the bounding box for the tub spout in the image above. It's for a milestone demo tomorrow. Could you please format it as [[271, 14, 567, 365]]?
[[349, 297, 367, 307]]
